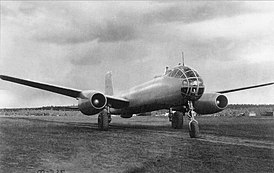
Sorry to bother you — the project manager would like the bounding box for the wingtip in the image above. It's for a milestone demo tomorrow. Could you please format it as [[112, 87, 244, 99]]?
[[0, 75, 5, 79], [0, 75, 11, 80]]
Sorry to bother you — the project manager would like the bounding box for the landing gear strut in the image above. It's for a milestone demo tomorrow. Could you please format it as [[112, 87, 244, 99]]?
[[98, 107, 111, 131], [188, 101, 199, 138], [169, 109, 184, 129]]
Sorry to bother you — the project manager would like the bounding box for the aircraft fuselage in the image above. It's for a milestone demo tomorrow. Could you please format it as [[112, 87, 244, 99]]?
[[112, 76, 187, 115], [78, 65, 205, 116]]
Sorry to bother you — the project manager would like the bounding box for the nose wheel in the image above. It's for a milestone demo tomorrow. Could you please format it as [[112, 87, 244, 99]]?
[[188, 101, 200, 138]]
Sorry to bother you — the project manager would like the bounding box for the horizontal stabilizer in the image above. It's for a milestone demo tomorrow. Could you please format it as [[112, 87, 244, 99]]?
[[217, 82, 274, 94], [0, 75, 81, 98]]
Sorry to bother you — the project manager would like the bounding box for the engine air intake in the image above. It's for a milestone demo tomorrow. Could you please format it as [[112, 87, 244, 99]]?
[[78, 91, 107, 115], [216, 95, 228, 109], [193, 93, 228, 115], [91, 93, 107, 109]]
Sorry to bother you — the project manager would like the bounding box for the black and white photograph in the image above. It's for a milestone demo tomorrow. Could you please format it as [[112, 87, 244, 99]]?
[[0, 1, 274, 172]]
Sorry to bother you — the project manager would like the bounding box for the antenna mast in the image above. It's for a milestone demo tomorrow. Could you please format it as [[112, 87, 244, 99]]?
[[182, 51, 184, 66]]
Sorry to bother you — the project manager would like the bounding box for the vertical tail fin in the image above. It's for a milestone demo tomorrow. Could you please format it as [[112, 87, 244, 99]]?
[[105, 71, 114, 96]]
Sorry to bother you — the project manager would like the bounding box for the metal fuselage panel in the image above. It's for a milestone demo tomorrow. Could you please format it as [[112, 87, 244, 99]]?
[[111, 76, 187, 115]]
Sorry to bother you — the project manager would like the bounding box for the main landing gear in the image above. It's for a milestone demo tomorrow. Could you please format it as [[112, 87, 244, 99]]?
[[169, 101, 200, 138], [169, 109, 184, 129], [98, 107, 111, 131]]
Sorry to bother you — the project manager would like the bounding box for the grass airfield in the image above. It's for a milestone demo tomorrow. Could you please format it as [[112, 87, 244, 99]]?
[[0, 115, 273, 173]]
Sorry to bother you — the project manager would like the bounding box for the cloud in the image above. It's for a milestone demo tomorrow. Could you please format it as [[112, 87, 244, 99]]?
[[64, 39, 150, 67], [96, 22, 138, 42], [1, 1, 253, 45], [1, 1, 274, 107], [181, 13, 274, 41], [1, 4, 17, 17], [143, 1, 251, 24], [2, 2, 143, 45]]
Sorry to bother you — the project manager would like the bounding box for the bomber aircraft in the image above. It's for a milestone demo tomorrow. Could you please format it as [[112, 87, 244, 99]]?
[[1, 61, 274, 138]]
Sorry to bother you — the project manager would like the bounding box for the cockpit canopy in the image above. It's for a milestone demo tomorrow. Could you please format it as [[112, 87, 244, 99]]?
[[166, 65, 205, 101], [166, 66, 199, 78]]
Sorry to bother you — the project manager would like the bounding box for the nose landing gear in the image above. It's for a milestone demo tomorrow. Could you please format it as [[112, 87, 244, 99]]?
[[188, 101, 200, 138], [169, 101, 200, 138]]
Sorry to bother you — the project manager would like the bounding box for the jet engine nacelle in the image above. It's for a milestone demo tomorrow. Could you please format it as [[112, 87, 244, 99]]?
[[193, 93, 228, 115], [78, 91, 107, 115]]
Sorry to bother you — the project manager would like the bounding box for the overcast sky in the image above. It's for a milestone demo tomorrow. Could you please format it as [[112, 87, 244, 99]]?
[[1, 1, 274, 108]]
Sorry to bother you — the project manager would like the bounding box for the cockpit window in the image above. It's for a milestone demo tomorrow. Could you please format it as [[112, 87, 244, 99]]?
[[198, 78, 203, 85], [166, 66, 202, 82], [166, 65, 205, 100], [180, 66, 191, 72], [168, 69, 179, 77], [182, 79, 188, 85], [185, 70, 196, 78], [174, 70, 184, 78], [188, 78, 198, 86], [194, 71, 200, 77]]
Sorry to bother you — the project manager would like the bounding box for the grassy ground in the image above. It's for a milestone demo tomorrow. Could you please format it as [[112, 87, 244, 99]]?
[[0, 115, 273, 173]]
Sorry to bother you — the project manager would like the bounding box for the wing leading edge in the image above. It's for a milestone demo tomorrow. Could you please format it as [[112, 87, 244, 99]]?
[[0, 75, 129, 109], [217, 82, 274, 94], [0, 75, 82, 98]]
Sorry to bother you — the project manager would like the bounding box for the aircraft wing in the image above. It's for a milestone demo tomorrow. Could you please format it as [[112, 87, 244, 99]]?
[[217, 82, 274, 94], [0, 75, 82, 98], [106, 95, 129, 108], [0, 75, 129, 109]]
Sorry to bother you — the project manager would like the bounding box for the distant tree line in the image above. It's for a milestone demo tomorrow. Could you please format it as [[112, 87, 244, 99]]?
[[0, 105, 79, 116], [214, 104, 274, 117], [0, 105, 78, 112], [0, 104, 273, 117]]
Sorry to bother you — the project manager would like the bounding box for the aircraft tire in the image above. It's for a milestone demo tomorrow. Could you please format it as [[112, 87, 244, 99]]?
[[175, 111, 183, 129], [171, 113, 176, 128], [189, 121, 199, 138], [172, 111, 184, 129], [98, 110, 109, 131]]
